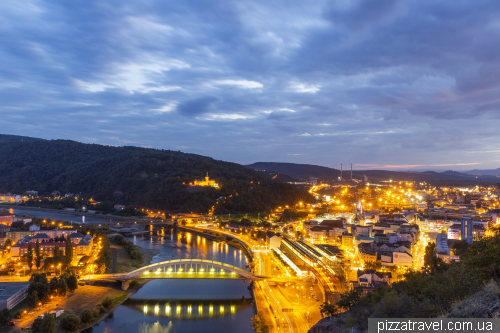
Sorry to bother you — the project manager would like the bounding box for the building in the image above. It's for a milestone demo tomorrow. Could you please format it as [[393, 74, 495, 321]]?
[[266, 231, 282, 250], [0, 211, 15, 226], [0, 282, 30, 309], [380, 251, 413, 267], [0, 195, 22, 204], [351, 270, 392, 295], [436, 233, 460, 263], [29, 233, 50, 243], [342, 232, 353, 249], [69, 232, 84, 244], [19, 241, 67, 257], [29, 224, 40, 231], [7, 229, 77, 243], [461, 217, 473, 244], [192, 173, 219, 188], [447, 224, 461, 240], [302, 220, 319, 236]]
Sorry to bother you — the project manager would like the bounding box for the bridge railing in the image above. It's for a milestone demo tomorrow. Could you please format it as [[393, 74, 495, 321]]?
[[124, 259, 250, 277]]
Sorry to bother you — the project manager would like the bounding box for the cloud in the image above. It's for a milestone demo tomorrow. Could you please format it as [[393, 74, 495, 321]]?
[[210, 79, 263, 89], [176, 97, 218, 117], [1, 0, 500, 169]]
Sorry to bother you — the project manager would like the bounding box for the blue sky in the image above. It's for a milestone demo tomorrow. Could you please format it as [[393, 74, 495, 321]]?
[[1, 0, 500, 170]]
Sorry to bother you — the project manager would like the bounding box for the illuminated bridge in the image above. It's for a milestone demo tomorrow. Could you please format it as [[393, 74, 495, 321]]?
[[83, 259, 266, 290]]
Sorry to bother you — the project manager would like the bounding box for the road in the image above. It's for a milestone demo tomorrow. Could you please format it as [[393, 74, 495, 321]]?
[[412, 232, 430, 271]]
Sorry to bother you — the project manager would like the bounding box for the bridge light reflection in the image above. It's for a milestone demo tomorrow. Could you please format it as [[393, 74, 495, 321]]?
[[209, 305, 213, 315], [166, 305, 171, 314], [154, 305, 159, 314], [143, 305, 148, 313], [199, 305, 203, 314], [176, 305, 181, 314], [220, 305, 224, 313], [231, 305, 235, 313]]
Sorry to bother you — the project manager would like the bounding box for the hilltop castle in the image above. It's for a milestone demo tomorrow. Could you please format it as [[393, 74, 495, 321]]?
[[192, 173, 219, 188]]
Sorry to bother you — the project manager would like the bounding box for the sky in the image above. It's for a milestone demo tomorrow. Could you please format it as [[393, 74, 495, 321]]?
[[1, 0, 500, 171]]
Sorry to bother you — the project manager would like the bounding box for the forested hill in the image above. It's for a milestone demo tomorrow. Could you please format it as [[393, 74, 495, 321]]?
[[0, 134, 46, 142], [0, 137, 313, 214]]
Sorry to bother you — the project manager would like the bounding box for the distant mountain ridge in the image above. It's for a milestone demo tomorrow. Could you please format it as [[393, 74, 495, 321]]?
[[463, 168, 500, 176], [246, 162, 500, 183]]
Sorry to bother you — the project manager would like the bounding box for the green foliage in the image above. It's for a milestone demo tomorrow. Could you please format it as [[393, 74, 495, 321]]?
[[0, 140, 313, 214], [58, 277, 68, 296], [27, 290, 39, 308], [32, 312, 55, 333], [464, 233, 500, 282], [452, 240, 470, 256], [95, 235, 112, 273], [80, 308, 94, 323], [337, 286, 363, 311], [67, 275, 78, 291], [35, 240, 42, 269], [59, 312, 81, 331], [423, 242, 443, 274], [319, 302, 339, 317], [101, 296, 114, 309], [0, 308, 11, 328], [251, 312, 269, 333], [65, 236, 73, 259], [27, 243, 33, 270]]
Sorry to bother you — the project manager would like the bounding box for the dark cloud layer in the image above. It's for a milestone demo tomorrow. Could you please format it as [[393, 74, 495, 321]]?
[[1, 0, 500, 169]]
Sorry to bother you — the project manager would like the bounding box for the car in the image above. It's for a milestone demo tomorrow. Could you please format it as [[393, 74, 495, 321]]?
[[7, 321, 15, 326]]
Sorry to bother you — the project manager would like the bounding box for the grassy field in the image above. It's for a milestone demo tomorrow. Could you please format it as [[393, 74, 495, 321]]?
[[11, 284, 128, 332]]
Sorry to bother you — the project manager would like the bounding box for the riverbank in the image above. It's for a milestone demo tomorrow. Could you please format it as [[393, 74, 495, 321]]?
[[77, 280, 149, 333], [0, 204, 142, 221]]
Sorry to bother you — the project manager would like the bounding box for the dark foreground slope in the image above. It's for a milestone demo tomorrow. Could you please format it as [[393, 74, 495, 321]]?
[[247, 162, 500, 183], [0, 138, 313, 214]]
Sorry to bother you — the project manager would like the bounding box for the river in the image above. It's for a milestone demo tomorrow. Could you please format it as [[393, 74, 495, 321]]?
[[86, 231, 254, 333]]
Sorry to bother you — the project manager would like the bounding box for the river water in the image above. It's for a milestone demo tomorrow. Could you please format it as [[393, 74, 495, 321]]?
[[87, 231, 254, 333]]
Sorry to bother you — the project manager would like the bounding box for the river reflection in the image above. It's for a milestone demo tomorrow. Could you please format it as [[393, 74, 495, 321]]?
[[87, 231, 254, 333], [130, 299, 250, 319]]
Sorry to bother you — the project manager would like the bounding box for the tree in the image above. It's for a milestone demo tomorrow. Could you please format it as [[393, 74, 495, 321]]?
[[32, 313, 55, 333], [3, 239, 12, 255], [80, 308, 93, 323], [0, 308, 11, 328], [58, 278, 67, 296], [35, 240, 42, 269], [54, 244, 60, 257], [65, 235, 73, 259], [336, 286, 363, 311], [67, 275, 78, 292], [27, 290, 39, 308], [319, 302, 339, 317], [452, 240, 470, 257], [27, 243, 33, 270], [49, 277, 59, 295], [59, 313, 81, 331], [423, 242, 442, 274]]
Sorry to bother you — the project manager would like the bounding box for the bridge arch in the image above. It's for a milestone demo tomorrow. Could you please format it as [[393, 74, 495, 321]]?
[[121, 259, 262, 280]]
